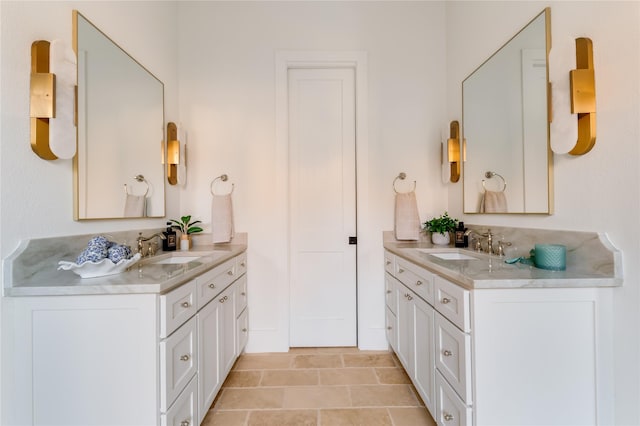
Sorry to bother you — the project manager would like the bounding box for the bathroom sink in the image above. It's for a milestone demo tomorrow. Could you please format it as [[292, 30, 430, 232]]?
[[413, 248, 480, 261], [151, 256, 203, 264]]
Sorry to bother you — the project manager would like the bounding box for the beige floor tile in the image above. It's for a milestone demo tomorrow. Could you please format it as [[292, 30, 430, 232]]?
[[342, 353, 396, 367], [320, 408, 393, 426], [214, 387, 285, 409], [261, 369, 319, 386], [233, 354, 294, 370], [350, 384, 420, 407], [223, 370, 262, 387], [374, 367, 412, 384], [293, 354, 344, 369], [387, 407, 437, 426], [283, 385, 351, 408], [201, 409, 249, 426], [319, 368, 378, 385], [248, 409, 318, 426]]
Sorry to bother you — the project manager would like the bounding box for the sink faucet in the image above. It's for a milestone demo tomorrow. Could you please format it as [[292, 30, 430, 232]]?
[[137, 232, 166, 257]]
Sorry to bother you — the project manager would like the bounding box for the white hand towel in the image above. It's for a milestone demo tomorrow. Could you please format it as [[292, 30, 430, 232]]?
[[212, 193, 235, 243], [480, 190, 508, 213], [394, 191, 420, 241], [124, 194, 146, 217]]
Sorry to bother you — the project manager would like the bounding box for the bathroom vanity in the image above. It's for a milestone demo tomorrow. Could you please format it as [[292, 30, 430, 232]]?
[[384, 229, 621, 426], [2, 234, 248, 426]]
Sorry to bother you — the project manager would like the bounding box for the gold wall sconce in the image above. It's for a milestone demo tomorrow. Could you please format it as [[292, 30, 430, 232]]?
[[445, 120, 461, 183], [166, 122, 180, 185], [30, 41, 57, 160], [569, 37, 596, 155], [30, 39, 77, 160]]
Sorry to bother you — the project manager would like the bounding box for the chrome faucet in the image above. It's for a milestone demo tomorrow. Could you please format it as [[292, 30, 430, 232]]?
[[137, 232, 166, 257]]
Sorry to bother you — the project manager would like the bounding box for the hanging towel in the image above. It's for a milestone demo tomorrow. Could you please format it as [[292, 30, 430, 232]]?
[[394, 191, 420, 241], [212, 193, 235, 243], [124, 194, 146, 217], [480, 190, 508, 213]]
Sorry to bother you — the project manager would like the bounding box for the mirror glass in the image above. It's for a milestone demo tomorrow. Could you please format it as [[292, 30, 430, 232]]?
[[462, 9, 552, 214], [74, 11, 165, 220]]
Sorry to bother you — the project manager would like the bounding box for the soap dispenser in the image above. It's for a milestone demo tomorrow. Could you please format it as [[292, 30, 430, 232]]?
[[454, 222, 467, 248], [162, 222, 177, 251]]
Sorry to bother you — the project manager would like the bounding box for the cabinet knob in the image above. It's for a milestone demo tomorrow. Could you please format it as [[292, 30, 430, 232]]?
[[416, 280, 423, 286], [387, 326, 392, 330], [241, 262, 246, 267], [242, 328, 248, 332], [227, 270, 234, 276], [441, 297, 451, 304], [385, 260, 391, 265], [407, 295, 413, 301], [386, 290, 392, 294], [443, 350, 453, 357], [209, 283, 215, 289], [398, 268, 404, 273], [180, 354, 190, 361], [443, 412, 454, 422], [181, 420, 191, 426], [241, 292, 246, 296], [181, 301, 191, 308], [219, 295, 228, 303]]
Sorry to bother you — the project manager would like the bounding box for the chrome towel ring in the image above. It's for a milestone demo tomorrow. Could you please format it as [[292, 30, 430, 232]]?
[[124, 174, 149, 196], [393, 172, 416, 194], [210, 174, 235, 195], [482, 171, 507, 192]]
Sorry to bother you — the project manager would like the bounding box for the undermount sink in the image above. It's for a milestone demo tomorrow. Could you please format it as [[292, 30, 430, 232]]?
[[413, 248, 480, 261], [151, 256, 203, 265]]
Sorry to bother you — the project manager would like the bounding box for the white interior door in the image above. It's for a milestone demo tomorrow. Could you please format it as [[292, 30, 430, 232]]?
[[288, 67, 357, 347]]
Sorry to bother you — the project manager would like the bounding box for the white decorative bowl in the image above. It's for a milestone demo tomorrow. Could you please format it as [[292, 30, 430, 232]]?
[[57, 253, 142, 278]]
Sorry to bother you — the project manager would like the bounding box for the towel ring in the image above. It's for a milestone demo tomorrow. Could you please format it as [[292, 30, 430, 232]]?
[[393, 172, 416, 194], [210, 174, 235, 196], [124, 174, 149, 196], [482, 171, 507, 192]]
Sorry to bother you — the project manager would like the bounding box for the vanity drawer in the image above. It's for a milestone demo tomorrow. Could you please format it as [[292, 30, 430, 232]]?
[[396, 257, 435, 305], [384, 273, 398, 314], [195, 258, 236, 309], [160, 280, 197, 338], [384, 251, 395, 275], [161, 374, 198, 426], [234, 274, 248, 316], [434, 276, 470, 332], [436, 370, 472, 426], [160, 316, 198, 412], [435, 312, 472, 404], [236, 252, 247, 277]]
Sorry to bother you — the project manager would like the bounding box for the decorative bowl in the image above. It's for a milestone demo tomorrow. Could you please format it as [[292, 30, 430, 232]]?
[[57, 253, 142, 278]]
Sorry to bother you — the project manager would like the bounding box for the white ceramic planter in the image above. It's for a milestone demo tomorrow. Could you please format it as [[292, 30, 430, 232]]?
[[431, 232, 451, 245]]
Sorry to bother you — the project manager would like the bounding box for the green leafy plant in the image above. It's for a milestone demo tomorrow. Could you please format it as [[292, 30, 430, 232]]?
[[170, 215, 203, 235], [423, 212, 458, 235]]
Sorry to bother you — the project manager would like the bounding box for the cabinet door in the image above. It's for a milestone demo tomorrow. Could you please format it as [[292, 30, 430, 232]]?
[[397, 287, 414, 377], [413, 296, 436, 415], [237, 306, 249, 355], [160, 316, 198, 412], [385, 306, 398, 352], [197, 297, 222, 423], [219, 284, 237, 377]]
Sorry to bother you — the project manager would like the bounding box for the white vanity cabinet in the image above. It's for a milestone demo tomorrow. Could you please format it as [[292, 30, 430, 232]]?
[[4, 250, 248, 426], [384, 249, 614, 426]]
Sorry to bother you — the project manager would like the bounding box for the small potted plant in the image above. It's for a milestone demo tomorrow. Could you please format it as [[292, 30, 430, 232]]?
[[423, 212, 458, 245], [170, 215, 203, 250]]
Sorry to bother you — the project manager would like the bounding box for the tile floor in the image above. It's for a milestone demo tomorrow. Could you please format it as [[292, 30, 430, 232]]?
[[201, 347, 437, 426]]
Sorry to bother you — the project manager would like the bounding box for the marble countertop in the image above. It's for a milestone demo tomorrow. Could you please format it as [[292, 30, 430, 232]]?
[[4, 244, 247, 297], [384, 241, 622, 290]]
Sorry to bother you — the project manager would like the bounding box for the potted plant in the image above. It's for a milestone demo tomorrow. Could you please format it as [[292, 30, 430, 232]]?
[[169, 215, 203, 250], [423, 212, 458, 245]]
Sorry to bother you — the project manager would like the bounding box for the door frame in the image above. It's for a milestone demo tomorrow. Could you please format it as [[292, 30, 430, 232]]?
[[275, 51, 369, 349]]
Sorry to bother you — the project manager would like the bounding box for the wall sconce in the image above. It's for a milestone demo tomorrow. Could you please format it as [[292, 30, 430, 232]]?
[[444, 120, 461, 183], [568, 37, 596, 155], [166, 122, 180, 185], [30, 40, 77, 160]]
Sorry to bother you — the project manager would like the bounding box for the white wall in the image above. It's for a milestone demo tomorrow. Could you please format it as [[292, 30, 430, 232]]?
[[446, 2, 640, 423], [176, 1, 449, 352]]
